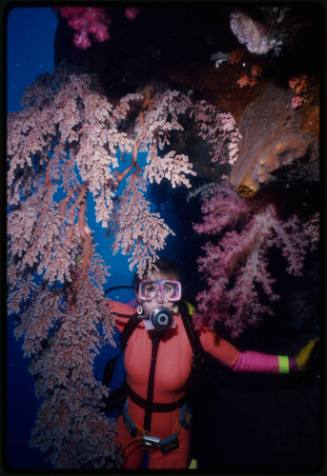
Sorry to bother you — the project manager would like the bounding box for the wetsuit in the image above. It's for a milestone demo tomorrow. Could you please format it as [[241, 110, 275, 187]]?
[[107, 300, 296, 469]]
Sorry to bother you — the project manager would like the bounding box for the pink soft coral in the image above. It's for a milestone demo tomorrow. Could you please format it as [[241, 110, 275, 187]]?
[[124, 7, 141, 20], [55, 7, 111, 49], [55, 7, 140, 49], [194, 185, 309, 337]]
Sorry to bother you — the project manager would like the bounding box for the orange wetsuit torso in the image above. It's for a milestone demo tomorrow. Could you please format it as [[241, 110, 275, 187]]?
[[107, 299, 239, 469]]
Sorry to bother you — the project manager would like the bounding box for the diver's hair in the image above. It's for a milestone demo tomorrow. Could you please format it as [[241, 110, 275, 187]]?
[[132, 258, 182, 290]]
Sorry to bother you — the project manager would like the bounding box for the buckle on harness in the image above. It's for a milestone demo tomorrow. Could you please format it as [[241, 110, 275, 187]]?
[[122, 401, 180, 454], [142, 433, 179, 454], [143, 434, 161, 448]]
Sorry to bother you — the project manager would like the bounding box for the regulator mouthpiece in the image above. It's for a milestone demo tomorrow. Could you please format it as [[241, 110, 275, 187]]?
[[150, 306, 173, 330]]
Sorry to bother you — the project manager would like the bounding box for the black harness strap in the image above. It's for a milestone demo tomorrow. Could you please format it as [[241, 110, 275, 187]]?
[[127, 384, 187, 412], [121, 315, 141, 348], [178, 301, 207, 368]]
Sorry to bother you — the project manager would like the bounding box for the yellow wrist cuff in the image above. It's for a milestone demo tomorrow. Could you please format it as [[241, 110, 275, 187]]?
[[278, 355, 290, 374]]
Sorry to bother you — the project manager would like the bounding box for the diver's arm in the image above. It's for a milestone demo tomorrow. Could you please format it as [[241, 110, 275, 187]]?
[[198, 330, 240, 368], [230, 339, 317, 373], [199, 330, 317, 373], [106, 299, 136, 332]]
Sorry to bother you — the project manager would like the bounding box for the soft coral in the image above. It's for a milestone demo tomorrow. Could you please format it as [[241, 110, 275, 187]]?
[[54, 6, 140, 49], [194, 185, 309, 337], [54, 7, 110, 49]]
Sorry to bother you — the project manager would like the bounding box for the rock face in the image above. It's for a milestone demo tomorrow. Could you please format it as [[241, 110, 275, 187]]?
[[53, 4, 321, 192], [230, 81, 319, 197], [53, 5, 322, 97]]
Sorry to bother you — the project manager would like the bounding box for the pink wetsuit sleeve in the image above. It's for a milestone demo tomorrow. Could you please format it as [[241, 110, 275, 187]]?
[[233, 351, 279, 373], [198, 328, 294, 373], [233, 351, 298, 373]]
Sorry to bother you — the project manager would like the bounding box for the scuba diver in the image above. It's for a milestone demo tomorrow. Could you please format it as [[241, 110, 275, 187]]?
[[101, 259, 318, 470]]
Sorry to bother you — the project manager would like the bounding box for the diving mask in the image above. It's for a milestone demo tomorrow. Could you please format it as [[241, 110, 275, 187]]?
[[138, 279, 182, 302]]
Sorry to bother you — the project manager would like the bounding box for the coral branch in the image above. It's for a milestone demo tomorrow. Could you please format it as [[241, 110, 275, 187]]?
[[55, 7, 111, 49], [194, 185, 310, 337], [113, 176, 174, 277], [193, 100, 242, 165], [144, 147, 196, 188], [54, 6, 140, 50]]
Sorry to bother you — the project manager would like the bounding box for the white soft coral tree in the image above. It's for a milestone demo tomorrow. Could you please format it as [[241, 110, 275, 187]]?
[[7, 65, 241, 468]]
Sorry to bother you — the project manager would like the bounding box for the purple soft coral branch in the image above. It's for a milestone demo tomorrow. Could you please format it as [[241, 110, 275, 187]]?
[[194, 185, 309, 337], [194, 184, 251, 235], [54, 6, 140, 49], [54, 7, 111, 49]]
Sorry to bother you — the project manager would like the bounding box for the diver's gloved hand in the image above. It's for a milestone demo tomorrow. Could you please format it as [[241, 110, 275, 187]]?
[[291, 338, 319, 372]]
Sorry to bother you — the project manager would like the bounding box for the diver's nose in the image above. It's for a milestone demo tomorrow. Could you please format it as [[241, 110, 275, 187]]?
[[157, 287, 164, 303]]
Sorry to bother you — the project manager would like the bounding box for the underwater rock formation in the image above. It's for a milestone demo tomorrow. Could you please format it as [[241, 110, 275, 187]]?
[[230, 81, 319, 197]]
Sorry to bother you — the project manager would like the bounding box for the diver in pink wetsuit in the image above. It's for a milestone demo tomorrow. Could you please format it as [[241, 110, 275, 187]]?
[[105, 260, 317, 470]]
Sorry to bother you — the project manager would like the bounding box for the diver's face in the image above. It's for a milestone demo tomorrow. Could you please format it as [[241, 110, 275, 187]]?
[[137, 270, 180, 317]]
